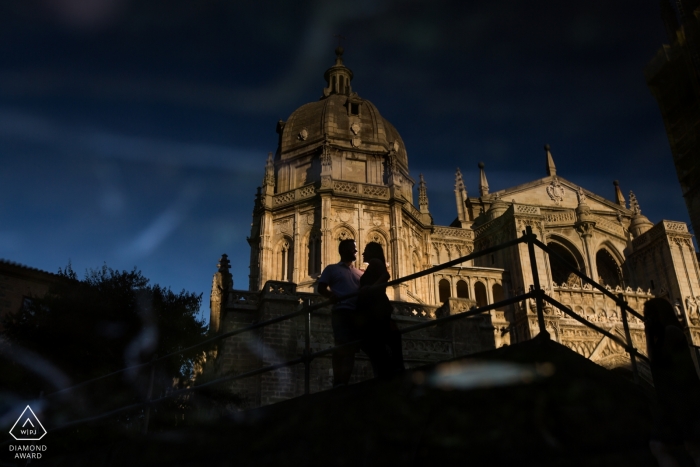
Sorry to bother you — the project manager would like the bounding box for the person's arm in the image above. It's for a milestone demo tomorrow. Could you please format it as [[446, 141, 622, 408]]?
[[318, 281, 338, 302]]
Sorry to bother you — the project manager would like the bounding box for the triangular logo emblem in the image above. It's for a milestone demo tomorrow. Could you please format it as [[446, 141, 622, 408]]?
[[9, 406, 47, 441]]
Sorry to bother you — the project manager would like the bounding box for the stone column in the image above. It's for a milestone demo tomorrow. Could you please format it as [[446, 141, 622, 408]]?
[[389, 201, 404, 300]]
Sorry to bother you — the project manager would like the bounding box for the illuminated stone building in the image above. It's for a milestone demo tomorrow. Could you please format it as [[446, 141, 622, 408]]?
[[646, 0, 700, 238], [0, 260, 67, 329], [206, 49, 700, 408]]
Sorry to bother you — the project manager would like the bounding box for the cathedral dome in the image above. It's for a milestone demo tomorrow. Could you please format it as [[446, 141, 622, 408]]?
[[276, 48, 409, 171]]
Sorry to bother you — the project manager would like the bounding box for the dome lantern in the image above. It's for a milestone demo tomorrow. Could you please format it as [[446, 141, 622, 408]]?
[[322, 47, 353, 97]]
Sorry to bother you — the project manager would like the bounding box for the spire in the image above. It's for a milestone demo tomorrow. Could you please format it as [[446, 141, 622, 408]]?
[[217, 253, 231, 274], [418, 174, 429, 213], [320, 134, 333, 188], [210, 253, 233, 334], [613, 180, 626, 208], [321, 135, 332, 175], [322, 47, 353, 97], [545, 144, 556, 177], [263, 152, 275, 186], [478, 162, 489, 197], [629, 191, 641, 215], [454, 168, 468, 222], [628, 190, 654, 237]]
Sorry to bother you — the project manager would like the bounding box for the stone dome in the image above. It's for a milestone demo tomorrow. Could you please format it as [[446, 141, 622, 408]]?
[[276, 49, 409, 171]]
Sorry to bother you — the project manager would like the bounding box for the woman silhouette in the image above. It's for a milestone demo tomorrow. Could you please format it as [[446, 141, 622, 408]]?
[[357, 242, 404, 378]]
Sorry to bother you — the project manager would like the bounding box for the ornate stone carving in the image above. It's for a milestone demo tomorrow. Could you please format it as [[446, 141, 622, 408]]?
[[336, 228, 354, 241], [687, 296, 699, 324], [228, 291, 260, 309], [350, 122, 360, 135], [299, 185, 315, 198], [366, 230, 387, 246], [320, 135, 332, 182], [363, 185, 388, 198], [274, 191, 296, 206], [671, 236, 693, 248], [515, 205, 541, 215], [263, 281, 297, 297], [433, 227, 473, 239], [404, 203, 422, 220], [392, 302, 438, 318], [418, 174, 429, 212], [629, 191, 641, 214], [592, 215, 625, 237], [274, 217, 293, 235], [334, 181, 359, 194], [298, 128, 308, 141], [543, 210, 576, 224], [664, 221, 688, 232], [333, 209, 353, 224], [577, 187, 587, 203], [361, 211, 380, 227], [546, 178, 565, 205]]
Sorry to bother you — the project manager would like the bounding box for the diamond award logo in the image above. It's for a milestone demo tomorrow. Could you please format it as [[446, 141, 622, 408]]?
[[9, 406, 46, 441]]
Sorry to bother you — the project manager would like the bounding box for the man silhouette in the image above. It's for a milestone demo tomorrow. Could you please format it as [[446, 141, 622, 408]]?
[[318, 239, 363, 387]]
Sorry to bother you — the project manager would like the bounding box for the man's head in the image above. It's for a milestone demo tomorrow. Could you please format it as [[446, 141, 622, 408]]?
[[338, 239, 357, 264]]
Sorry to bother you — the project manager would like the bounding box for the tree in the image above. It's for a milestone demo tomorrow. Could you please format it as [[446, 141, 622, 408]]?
[[1, 263, 207, 426]]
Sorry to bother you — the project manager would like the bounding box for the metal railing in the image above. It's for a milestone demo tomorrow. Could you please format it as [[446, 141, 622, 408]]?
[[17, 226, 651, 432], [207, 225, 647, 394]]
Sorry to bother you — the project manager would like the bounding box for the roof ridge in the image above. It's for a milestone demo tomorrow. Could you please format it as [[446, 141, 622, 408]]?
[[0, 258, 60, 277]]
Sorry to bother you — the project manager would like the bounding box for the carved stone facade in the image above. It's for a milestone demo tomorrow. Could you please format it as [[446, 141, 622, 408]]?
[[206, 50, 700, 407]]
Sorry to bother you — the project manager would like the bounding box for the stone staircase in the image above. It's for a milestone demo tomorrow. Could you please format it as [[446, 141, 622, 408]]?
[[40, 336, 675, 466]]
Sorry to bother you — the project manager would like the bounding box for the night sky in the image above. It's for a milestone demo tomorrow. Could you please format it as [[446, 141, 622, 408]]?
[[0, 0, 689, 324]]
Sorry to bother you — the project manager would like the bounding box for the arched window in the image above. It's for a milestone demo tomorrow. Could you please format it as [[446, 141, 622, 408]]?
[[307, 234, 321, 276], [438, 279, 451, 303], [547, 242, 581, 287], [596, 249, 622, 288], [492, 283, 504, 310], [474, 281, 487, 308], [280, 240, 294, 282], [456, 280, 469, 299]]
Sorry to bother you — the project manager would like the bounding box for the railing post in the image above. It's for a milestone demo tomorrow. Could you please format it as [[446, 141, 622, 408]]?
[[525, 226, 549, 339], [304, 299, 311, 395], [618, 294, 640, 384]]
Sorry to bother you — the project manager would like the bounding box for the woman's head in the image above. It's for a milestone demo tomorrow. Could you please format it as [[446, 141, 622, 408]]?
[[362, 242, 385, 263], [644, 298, 683, 356], [644, 297, 682, 329]]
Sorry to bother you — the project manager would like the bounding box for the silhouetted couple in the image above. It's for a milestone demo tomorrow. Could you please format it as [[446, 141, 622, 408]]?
[[318, 239, 404, 387], [644, 297, 700, 467]]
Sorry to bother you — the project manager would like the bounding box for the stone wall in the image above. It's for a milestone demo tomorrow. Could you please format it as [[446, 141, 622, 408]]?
[[204, 282, 504, 409]]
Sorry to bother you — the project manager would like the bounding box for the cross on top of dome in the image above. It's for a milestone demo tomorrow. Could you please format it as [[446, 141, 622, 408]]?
[[322, 47, 353, 98]]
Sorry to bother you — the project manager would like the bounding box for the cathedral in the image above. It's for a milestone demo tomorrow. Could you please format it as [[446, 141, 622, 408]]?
[[206, 48, 700, 408]]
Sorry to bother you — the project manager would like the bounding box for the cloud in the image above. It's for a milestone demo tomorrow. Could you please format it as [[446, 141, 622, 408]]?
[[0, 0, 392, 115], [119, 182, 201, 260], [0, 108, 263, 172]]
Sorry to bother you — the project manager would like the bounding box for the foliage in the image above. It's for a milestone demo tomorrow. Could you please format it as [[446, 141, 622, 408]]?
[[1, 263, 207, 417]]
